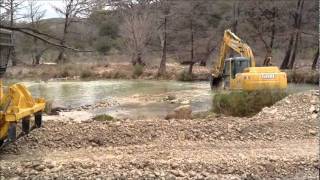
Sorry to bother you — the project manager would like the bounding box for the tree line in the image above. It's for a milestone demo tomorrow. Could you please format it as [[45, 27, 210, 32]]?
[[0, 0, 318, 76]]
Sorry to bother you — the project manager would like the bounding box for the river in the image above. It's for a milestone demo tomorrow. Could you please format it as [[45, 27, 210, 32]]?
[[22, 80, 317, 119]]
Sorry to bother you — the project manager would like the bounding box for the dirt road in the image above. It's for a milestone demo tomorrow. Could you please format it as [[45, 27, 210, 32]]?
[[0, 91, 319, 179]]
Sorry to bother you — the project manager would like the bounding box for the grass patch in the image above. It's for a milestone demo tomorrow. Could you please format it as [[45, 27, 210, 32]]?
[[212, 90, 287, 117], [93, 114, 116, 122], [177, 71, 194, 81]]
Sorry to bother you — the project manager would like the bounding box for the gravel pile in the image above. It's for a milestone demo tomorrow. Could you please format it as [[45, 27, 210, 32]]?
[[0, 90, 318, 179]]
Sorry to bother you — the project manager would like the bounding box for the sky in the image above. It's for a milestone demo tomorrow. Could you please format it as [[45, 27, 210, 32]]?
[[17, 0, 66, 20]]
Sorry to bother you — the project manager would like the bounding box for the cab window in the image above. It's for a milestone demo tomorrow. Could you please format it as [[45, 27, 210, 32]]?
[[231, 59, 249, 79], [223, 61, 230, 77]]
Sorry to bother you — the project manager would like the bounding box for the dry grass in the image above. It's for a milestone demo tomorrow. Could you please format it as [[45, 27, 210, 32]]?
[[286, 70, 319, 84]]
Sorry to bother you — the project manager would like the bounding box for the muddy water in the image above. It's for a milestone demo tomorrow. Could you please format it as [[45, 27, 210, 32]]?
[[23, 80, 316, 119]]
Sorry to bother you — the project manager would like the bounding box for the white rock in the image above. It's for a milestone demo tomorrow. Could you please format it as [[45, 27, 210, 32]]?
[[309, 106, 316, 113], [180, 100, 190, 105], [311, 114, 318, 119]]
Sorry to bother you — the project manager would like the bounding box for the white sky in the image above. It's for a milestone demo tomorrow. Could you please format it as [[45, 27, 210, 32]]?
[[15, 0, 66, 20]]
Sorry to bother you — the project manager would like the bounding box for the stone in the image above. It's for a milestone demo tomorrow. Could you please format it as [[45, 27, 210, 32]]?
[[311, 114, 318, 119], [180, 100, 190, 105], [164, 95, 176, 101], [309, 130, 317, 136], [34, 164, 45, 171], [165, 105, 192, 119], [309, 106, 317, 113], [262, 107, 277, 114], [169, 100, 179, 104]]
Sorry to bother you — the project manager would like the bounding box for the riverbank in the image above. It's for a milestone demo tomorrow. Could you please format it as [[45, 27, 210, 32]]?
[[4, 63, 210, 81], [0, 90, 319, 179], [5, 62, 318, 84]]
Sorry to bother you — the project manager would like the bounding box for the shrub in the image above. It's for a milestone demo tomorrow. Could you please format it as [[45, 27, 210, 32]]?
[[80, 69, 95, 79], [286, 70, 319, 84], [133, 64, 144, 77], [212, 90, 287, 117], [95, 37, 113, 55], [44, 100, 53, 114], [178, 71, 194, 81], [93, 114, 115, 121]]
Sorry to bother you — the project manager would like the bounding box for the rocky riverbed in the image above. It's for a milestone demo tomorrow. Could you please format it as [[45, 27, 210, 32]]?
[[0, 90, 319, 179]]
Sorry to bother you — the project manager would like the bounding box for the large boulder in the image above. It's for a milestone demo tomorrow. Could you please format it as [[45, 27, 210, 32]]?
[[165, 105, 192, 119]]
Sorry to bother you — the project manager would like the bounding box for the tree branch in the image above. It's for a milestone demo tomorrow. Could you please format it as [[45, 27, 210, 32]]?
[[0, 25, 93, 52]]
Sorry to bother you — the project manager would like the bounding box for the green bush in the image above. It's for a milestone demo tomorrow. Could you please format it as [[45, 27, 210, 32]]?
[[212, 90, 287, 117], [178, 71, 194, 81], [93, 114, 115, 121], [133, 64, 144, 77]]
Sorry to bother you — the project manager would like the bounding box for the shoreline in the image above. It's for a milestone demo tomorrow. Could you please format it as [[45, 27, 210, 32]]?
[[4, 63, 318, 84]]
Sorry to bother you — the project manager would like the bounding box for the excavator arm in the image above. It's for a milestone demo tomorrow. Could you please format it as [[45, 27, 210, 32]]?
[[212, 29, 255, 78]]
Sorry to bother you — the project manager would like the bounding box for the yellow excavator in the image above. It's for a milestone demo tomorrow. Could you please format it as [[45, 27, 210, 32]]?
[[210, 29, 287, 91], [0, 29, 45, 147]]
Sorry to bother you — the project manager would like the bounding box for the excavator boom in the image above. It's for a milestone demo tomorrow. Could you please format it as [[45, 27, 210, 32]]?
[[212, 29, 255, 78]]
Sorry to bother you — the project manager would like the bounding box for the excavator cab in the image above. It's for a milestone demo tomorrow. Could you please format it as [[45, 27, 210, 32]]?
[[224, 57, 250, 78], [222, 57, 250, 89]]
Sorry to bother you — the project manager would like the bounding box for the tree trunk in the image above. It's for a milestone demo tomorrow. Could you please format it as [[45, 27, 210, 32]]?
[[280, 35, 294, 69], [288, 33, 300, 69], [288, 0, 304, 69], [232, 0, 239, 35], [9, 0, 18, 66], [132, 52, 145, 66], [158, 16, 167, 76], [312, 47, 319, 70], [280, 0, 303, 69], [263, 7, 276, 66], [57, 49, 66, 64], [189, 18, 194, 75], [188, 62, 195, 75], [230, 0, 239, 58], [57, 11, 69, 64], [263, 48, 272, 66]]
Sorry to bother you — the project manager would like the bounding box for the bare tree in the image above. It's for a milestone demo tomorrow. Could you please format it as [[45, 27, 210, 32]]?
[[156, 0, 170, 76], [119, 1, 155, 66], [24, 0, 48, 65], [53, 0, 91, 64], [1, 0, 25, 66], [244, 0, 280, 66], [281, 0, 305, 69], [287, 0, 304, 69]]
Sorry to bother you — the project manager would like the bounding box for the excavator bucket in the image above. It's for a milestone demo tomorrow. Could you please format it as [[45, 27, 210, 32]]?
[[210, 75, 223, 90]]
